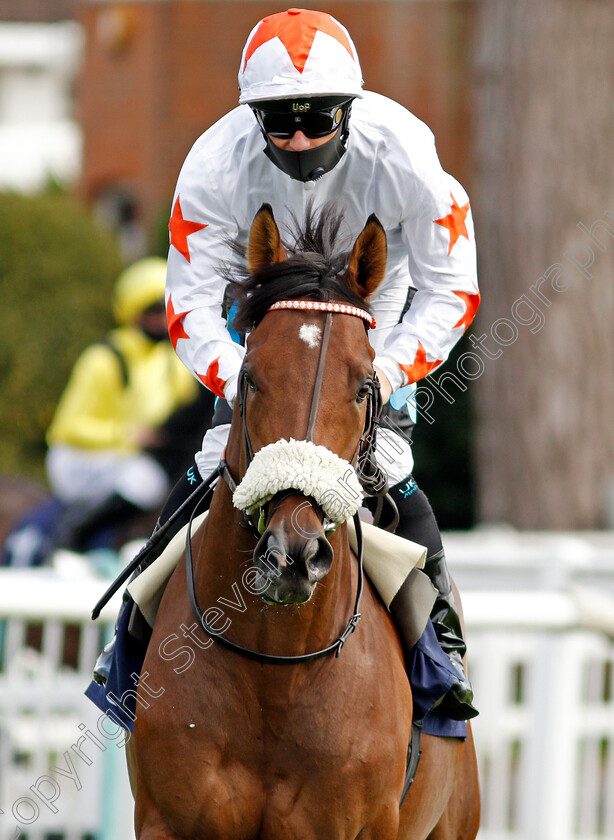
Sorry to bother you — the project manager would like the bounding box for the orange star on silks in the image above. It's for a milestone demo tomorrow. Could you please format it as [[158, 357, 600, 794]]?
[[197, 358, 227, 399], [169, 196, 207, 263], [166, 294, 190, 350], [434, 193, 470, 255], [399, 342, 443, 385], [453, 290, 481, 331], [243, 9, 354, 74]]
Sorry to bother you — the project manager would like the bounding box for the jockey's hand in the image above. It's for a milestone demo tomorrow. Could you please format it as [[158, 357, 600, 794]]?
[[373, 366, 392, 405]]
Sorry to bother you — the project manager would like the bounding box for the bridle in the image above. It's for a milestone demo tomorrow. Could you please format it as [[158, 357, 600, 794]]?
[[183, 299, 386, 664]]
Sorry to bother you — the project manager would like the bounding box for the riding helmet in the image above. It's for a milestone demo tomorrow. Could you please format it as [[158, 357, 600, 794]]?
[[238, 9, 363, 182], [113, 257, 167, 325]]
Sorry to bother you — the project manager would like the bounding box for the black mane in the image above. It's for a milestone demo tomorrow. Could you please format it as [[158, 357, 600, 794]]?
[[226, 203, 371, 333]]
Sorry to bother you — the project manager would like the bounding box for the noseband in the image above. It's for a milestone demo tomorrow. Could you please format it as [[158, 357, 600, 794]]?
[[183, 299, 386, 664]]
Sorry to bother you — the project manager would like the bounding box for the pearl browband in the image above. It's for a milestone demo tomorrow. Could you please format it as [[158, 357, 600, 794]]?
[[268, 299, 376, 329]]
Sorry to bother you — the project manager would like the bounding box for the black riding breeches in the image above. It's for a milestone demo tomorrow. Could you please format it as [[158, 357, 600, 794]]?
[[379, 475, 443, 560], [158, 396, 233, 533]]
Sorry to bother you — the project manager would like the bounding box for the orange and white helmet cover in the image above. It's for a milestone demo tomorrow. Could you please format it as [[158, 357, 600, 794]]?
[[238, 8, 364, 105]]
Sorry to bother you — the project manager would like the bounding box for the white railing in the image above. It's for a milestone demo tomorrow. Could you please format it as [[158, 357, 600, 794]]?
[[0, 556, 133, 840], [447, 529, 614, 840], [0, 531, 612, 840]]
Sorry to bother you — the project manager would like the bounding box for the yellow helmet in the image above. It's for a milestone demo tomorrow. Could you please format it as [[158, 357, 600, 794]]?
[[113, 257, 167, 325]]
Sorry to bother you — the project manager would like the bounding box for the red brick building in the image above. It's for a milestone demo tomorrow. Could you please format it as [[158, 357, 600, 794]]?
[[75, 0, 474, 255], [0, 0, 77, 22]]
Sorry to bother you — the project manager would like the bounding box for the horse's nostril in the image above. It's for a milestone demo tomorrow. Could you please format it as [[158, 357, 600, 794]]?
[[305, 536, 334, 581], [270, 547, 288, 567], [254, 524, 334, 594]]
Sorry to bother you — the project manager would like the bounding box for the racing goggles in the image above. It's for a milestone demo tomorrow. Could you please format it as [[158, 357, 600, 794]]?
[[253, 99, 351, 140]]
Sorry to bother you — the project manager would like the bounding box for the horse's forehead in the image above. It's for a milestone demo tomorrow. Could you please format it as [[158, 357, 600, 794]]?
[[257, 310, 365, 340], [260, 319, 324, 350], [249, 311, 371, 365], [299, 323, 322, 349]]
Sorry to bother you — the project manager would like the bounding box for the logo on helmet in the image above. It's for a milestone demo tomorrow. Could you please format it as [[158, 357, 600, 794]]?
[[292, 102, 311, 112]]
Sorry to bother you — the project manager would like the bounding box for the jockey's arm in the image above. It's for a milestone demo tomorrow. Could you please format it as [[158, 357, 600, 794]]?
[[372, 136, 479, 394], [166, 169, 245, 401]]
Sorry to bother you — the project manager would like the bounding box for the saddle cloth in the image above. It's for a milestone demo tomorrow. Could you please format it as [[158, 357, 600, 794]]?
[[127, 513, 431, 631]]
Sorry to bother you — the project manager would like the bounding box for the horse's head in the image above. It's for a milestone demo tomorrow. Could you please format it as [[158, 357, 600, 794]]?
[[229, 203, 387, 605]]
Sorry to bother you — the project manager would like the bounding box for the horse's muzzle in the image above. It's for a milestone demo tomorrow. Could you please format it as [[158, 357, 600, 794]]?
[[253, 528, 334, 605]]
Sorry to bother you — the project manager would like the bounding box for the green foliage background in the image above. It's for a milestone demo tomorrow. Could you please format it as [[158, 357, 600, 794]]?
[[0, 191, 123, 482]]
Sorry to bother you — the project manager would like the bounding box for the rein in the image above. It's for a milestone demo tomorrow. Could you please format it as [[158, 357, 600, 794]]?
[[91, 466, 223, 620]]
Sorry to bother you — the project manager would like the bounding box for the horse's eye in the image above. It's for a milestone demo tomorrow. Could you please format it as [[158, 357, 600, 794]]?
[[356, 383, 371, 403], [244, 371, 258, 393]]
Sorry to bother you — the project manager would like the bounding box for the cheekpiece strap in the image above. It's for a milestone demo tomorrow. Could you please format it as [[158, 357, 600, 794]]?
[[268, 299, 376, 329]]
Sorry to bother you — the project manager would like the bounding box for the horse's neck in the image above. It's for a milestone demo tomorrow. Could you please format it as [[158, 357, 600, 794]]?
[[193, 481, 355, 659]]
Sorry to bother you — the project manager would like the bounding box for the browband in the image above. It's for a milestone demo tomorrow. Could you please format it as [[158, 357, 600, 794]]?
[[268, 299, 376, 329]]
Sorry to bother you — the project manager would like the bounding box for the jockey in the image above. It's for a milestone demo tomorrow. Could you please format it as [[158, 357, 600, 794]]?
[[93, 9, 479, 723], [45, 258, 198, 554]]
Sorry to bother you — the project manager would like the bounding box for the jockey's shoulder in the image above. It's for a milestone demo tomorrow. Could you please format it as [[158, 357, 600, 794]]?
[[352, 91, 436, 156], [183, 105, 258, 169]]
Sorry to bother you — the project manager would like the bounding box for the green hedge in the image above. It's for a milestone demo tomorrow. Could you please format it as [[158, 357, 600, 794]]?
[[0, 191, 123, 481]]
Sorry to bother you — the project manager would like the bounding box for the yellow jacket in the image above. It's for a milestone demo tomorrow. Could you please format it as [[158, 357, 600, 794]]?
[[47, 326, 198, 453]]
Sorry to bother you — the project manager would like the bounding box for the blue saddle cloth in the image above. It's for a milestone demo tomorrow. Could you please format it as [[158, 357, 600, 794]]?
[[409, 620, 467, 737], [86, 597, 467, 739]]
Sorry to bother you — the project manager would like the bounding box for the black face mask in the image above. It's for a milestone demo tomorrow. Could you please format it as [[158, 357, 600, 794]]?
[[259, 103, 353, 182]]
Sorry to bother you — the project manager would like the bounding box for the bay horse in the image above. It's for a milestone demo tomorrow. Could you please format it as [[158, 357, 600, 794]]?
[[127, 205, 480, 839]]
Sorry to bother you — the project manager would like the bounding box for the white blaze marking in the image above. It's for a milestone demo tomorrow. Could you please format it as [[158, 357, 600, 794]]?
[[299, 323, 321, 349]]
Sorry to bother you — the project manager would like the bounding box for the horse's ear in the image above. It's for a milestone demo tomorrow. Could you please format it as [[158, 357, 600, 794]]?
[[247, 203, 287, 274], [347, 214, 387, 300]]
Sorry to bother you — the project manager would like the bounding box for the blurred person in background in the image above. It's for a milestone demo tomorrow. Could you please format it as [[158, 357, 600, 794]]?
[[44, 257, 202, 553], [3, 258, 214, 567]]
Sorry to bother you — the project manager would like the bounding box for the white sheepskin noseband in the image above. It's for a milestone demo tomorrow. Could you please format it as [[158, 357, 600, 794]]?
[[232, 438, 363, 524]]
